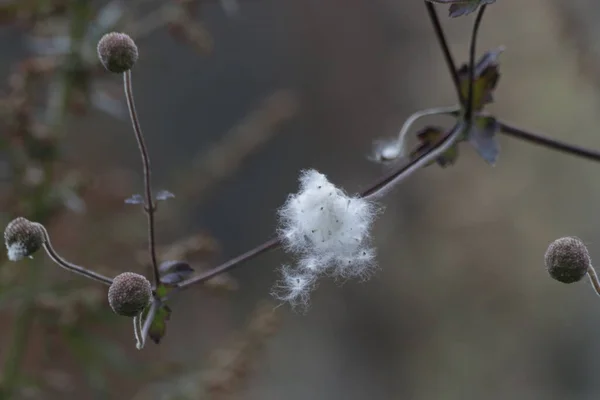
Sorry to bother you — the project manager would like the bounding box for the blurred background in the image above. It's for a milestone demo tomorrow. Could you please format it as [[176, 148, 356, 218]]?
[[2, 0, 600, 398]]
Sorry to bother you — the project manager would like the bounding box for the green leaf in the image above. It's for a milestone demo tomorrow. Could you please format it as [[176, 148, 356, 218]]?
[[427, 0, 496, 17], [143, 302, 172, 345], [458, 47, 503, 112], [467, 115, 500, 165], [414, 126, 460, 167]]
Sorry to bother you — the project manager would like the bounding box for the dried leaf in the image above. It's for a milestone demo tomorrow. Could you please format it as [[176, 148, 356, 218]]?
[[427, 0, 496, 17], [467, 115, 500, 165], [145, 303, 172, 345], [458, 47, 504, 112], [414, 126, 460, 167], [156, 190, 175, 201], [124, 194, 143, 205]]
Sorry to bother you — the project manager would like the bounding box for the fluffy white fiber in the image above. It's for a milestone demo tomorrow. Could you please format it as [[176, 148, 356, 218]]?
[[7, 242, 27, 261], [273, 170, 379, 308]]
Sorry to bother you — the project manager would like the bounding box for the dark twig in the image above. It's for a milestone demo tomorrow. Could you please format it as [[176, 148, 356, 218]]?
[[40, 225, 114, 285], [174, 237, 281, 292], [465, 5, 487, 122], [425, 2, 465, 105], [123, 70, 160, 288], [498, 121, 600, 163]]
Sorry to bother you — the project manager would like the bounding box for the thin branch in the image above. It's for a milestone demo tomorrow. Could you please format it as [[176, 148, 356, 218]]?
[[137, 298, 159, 350], [123, 70, 160, 288], [425, 1, 465, 105], [174, 237, 280, 292], [465, 5, 487, 122], [39, 224, 114, 285], [498, 121, 600, 163]]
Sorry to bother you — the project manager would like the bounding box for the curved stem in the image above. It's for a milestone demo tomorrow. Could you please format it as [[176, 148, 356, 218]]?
[[588, 266, 600, 297], [39, 224, 113, 285], [425, 1, 465, 105], [393, 106, 460, 157], [465, 5, 487, 122], [174, 237, 280, 293], [123, 70, 160, 288], [133, 314, 143, 349], [137, 298, 159, 350], [498, 121, 600, 163], [363, 123, 464, 199]]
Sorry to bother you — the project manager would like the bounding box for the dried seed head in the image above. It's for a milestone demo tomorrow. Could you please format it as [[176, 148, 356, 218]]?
[[4, 217, 45, 261], [545, 237, 590, 284], [97, 32, 138, 73], [108, 272, 151, 317]]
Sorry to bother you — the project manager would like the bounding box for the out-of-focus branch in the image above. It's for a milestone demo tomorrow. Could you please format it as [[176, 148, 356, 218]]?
[[172, 90, 298, 205]]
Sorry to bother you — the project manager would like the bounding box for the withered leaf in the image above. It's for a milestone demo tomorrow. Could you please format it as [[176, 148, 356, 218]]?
[[458, 47, 503, 112], [427, 0, 496, 17], [414, 126, 460, 167]]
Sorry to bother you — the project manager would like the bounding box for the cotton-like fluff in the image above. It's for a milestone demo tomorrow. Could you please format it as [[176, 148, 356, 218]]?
[[274, 170, 378, 308], [271, 266, 317, 309], [279, 170, 376, 262]]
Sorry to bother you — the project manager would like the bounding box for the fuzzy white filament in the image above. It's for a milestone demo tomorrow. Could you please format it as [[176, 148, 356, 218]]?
[[7, 242, 29, 261], [274, 170, 378, 308]]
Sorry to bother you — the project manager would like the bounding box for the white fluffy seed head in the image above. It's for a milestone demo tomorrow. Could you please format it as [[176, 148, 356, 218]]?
[[274, 170, 380, 309], [278, 170, 377, 259], [332, 247, 377, 280]]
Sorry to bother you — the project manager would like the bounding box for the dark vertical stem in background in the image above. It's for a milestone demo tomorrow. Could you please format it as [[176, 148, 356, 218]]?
[[0, 264, 39, 399], [123, 70, 160, 287], [425, 2, 464, 105], [1, 0, 91, 396], [465, 5, 487, 121]]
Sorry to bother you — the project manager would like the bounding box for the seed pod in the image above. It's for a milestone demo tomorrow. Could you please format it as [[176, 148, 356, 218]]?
[[544, 236, 590, 283], [108, 272, 151, 317], [97, 32, 138, 73], [4, 217, 45, 261]]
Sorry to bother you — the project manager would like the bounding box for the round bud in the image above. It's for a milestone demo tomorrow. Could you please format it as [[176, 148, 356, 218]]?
[[4, 217, 45, 261], [97, 32, 138, 73], [108, 272, 152, 317], [544, 236, 590, 283]]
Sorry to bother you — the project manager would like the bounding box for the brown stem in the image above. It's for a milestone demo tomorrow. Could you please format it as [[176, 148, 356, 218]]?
[[39, 224, 113, 285], [123, 70, 160, 287], [174, 237, 280, 292], [498, 121, 600, 163]]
